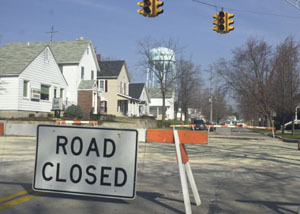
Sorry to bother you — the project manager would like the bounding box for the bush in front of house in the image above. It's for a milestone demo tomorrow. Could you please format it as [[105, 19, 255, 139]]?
[[63, 105, 85, 119]]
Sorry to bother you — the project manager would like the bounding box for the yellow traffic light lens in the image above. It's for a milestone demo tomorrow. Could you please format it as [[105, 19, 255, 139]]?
[[144, 0, 151, 6]]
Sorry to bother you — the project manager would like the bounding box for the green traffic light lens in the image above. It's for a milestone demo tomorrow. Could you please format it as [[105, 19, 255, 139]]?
[[219, 25, 225, 31], [144, 7, 151, 13]]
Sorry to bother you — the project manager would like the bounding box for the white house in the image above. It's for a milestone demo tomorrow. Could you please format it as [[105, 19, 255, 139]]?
[[5, 38, 101, 117], [148, 88, 175, 120], [129, 83, 151, 116], [0, 44, 68, 117]]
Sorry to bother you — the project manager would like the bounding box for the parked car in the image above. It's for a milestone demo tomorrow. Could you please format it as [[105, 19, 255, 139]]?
[[192, 120, 207, 130]]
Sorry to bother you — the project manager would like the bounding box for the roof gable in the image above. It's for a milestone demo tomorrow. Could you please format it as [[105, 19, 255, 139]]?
[[4, 40, 100, 71], [129, 83, 145, 99], [148, 88, 174, 99], [97, 61, 125, 78], [0, 44, 48, 76]]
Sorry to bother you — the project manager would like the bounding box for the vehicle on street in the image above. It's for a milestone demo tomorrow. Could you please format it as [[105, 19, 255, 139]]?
[[192, 120, 207, 130]]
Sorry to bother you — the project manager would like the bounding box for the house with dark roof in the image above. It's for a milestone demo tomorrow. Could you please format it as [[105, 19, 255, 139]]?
[[97, 60, 140, 116], [129, 83, 150, 116], [148, 88, 175, 120], [4, 39, 101, 117], [0, 44, 68, 117]]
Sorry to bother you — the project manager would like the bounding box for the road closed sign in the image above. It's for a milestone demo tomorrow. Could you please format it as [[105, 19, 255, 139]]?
[[33, 125, 138, 199]]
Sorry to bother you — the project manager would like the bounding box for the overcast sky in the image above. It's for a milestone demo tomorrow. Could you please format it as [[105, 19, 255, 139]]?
[[1, 0, 300, 84]]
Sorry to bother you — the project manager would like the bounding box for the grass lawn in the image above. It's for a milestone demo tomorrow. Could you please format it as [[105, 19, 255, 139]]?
[[252, 129, 300, 139]]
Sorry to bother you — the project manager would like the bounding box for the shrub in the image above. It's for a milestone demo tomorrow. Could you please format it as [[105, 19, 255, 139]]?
[[90, 114, 101, 121], [29, 113, 35, 118], [64, 105, 84, 119]]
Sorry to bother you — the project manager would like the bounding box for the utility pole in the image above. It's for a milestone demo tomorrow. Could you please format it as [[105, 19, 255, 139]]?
[[209, 68, 213, 124], [46, 26, 58, 41]]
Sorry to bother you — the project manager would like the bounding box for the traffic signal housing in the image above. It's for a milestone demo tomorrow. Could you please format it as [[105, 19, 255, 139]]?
[[153, 0, 164, 17], [137, 0, 164, 17], [212, 10, 234, 34], [212, 11, 226, 34], [137, 0, 152, 17], [225, 12, 234, 33]]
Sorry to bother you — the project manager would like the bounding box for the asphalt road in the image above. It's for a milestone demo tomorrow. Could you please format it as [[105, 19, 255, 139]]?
[[0, 130, 300, 214]]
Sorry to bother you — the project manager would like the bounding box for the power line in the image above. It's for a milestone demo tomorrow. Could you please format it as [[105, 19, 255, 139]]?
[[192, 0, 300, 19]]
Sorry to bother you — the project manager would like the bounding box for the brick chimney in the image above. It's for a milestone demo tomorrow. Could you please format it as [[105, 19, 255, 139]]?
[[97, 54, 101, 62]]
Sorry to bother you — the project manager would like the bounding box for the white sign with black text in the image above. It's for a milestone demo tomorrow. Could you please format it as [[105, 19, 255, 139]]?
[[33, 125, 138, 199]]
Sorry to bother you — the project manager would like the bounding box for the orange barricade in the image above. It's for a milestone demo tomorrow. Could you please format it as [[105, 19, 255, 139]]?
[[146, 129, 208, 213]]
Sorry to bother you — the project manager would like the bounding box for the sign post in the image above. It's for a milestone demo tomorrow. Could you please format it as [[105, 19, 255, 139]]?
[[33, 125, 138, 199]]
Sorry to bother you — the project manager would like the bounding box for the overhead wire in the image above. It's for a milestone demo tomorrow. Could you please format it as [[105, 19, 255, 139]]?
[[192, 0, 300, 19]]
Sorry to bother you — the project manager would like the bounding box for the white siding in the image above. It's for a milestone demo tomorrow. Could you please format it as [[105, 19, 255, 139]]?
[[61, 64, 79, 105], [18, 46, 68, 112], [0, 77, 19, 110], [62, 43, 98, 106], [79, 44, 98, 81]]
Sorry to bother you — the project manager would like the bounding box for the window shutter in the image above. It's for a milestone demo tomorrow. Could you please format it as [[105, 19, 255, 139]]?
[[105, 80, 108, 92]]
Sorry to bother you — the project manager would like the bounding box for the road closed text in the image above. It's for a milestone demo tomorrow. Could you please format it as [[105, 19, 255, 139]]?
[[34, 126, 138, 199], [41, 136, 127, 187]]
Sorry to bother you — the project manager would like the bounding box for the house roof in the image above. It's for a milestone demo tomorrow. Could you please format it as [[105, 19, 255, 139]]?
[[3, 40, 100, 71], [97, 60, 125, 78], [148, 88, 174, 99], [78, 80, 96, 89], [129, 83, 145, 99], [0, 44, 49, 76]]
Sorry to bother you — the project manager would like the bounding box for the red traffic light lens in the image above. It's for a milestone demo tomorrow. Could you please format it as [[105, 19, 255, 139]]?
[[219, 11, 225, 17]]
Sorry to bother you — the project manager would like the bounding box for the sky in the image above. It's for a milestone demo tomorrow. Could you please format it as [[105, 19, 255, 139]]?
[[1, 0, 300, 85]]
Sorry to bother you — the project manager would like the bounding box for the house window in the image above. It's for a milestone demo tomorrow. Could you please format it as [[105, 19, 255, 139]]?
[[120, 82, 126, 94], [81, 67, 84, 79], [54, 87, 57, 98], [91, 70, 94, 80], [40, 84, 50, 100], [23, 80, 29, 98], [60, 88, 64, 98], [100, 101, 107, 113], [44, 49, 49, 62], [99, 80, 105, 92]]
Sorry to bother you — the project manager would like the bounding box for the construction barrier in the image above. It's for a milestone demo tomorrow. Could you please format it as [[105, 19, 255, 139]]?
[[56, 120, 98, 126], [206, 124, 275, 130], [0, 123, 3, 135], [146, 127, 208, 214]]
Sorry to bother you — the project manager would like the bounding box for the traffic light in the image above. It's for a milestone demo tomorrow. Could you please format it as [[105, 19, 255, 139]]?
[[137, 0, 152, 17], [225, 12, 234, 33], [153, 0, 164, 17], [212, 11, 226, 34], [212, 10, 234, 34]]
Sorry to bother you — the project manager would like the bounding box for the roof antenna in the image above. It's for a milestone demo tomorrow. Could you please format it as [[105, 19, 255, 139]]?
[[46, 26, 58, 41]]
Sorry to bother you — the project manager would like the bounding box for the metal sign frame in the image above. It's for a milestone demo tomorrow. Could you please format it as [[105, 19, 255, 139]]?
[[33, 125, 138, 200]]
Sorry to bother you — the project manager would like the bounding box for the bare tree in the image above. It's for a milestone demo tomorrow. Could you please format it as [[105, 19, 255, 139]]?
[[271, 36, 300, 133], [137, 37, 182, 122], [200, 87, 229, 123], [217, 37, 275, 126], [176, 57, 202, 122]]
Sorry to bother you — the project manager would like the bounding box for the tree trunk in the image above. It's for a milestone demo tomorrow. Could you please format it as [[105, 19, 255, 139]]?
[[162, 91, 166, 123], [282, 119, 285, 134]]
